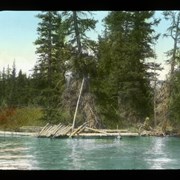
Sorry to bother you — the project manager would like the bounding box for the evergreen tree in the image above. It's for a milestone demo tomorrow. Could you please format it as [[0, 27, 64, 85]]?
[[61, 11, 100, 128], [162, 11, 180, 131], [8, 61, 17, 106], [62, 11, 97, 77], [95, 11, 160, 127], [16, 70, 29, 106], [0, 68, 6, 106], [34, 11, 66, 123]]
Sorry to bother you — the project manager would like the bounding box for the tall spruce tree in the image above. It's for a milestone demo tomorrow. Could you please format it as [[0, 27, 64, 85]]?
[[95, 11, 160, 128], [16, 70, 29, 106], [61, 11, 100, 128], [0, 68, 6, 107], [34, 11, 66, 123], [62, 11, 97, 77]]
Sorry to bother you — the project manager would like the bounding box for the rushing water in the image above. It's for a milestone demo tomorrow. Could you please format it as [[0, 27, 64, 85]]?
[[0, 135, 180, 170]]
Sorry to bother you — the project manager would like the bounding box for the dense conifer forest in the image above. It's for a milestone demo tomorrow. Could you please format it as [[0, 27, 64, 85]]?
[[1, 11, 180, 134]]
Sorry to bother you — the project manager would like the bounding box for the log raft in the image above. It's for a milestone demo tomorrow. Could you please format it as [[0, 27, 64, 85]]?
[[37, 123, 139, 138]]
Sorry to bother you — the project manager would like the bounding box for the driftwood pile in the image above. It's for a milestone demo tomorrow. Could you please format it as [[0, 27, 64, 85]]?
[[37, 122, 138, 138], [37, 123, 72, 138]]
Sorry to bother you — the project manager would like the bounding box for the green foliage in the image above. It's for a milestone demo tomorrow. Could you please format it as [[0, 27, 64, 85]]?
[[0, 11, 170, 130], [163, 11, 180, 127], [0, 63, 31, 107], [33, 11, 67, 123], [169, 70, 180, 123], [61, 11, 97, 77], [93, 11, 160, 126], [0, 107, 44, 131]]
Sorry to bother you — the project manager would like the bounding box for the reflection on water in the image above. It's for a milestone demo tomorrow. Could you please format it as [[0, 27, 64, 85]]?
[[148, 158, 173, 169], [143, 137, 177, 169], [0, 136, 38, 170], [146, 138, 170, 169], [0, 135, 180, 170]]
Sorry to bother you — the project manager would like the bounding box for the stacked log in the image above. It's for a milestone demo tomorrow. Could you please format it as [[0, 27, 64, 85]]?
[[37, 122, 138, 138], [37, 123, 72, 138]]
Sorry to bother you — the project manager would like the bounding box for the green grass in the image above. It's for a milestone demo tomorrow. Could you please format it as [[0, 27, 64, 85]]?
[[1, 106, 179, 134], [0, 107, 45, 131]]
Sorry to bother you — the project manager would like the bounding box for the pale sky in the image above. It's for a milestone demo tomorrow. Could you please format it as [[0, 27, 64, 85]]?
[[0, 11, 173, 80]]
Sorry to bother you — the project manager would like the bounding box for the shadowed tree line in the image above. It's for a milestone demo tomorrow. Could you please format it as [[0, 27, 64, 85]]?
[[1, 11, 180, 133]]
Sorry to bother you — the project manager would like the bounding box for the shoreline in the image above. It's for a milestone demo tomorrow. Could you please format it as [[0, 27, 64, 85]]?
[[0, 130, 37, 137], [0, 130, 179, 138]]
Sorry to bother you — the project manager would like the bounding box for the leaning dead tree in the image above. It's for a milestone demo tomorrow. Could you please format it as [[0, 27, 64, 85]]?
[[61, 75, 102, 129]]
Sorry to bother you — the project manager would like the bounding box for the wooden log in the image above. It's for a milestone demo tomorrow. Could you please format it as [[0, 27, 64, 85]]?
[[52, 124, 63, 137], [63, 126, 72, 135], [55, 125, 69, 136], [37, 123, 49, 137], [59, 126, 67, 135], [85, 127, 108, 135], [56, 125, 69, 136], [103, 129, 128, 133], [55, 126, 72, 137], [76, 126, 86, 135], [78, 133, 112, 137], [69, 122, 87, 138], [60, 125, 72, 135], [45, 125, 58, 137], [72, 78, 85, 132], [39, 124, 52, 137], [45, 125, 54, 137], [118, 132, 139, 136], [51, 124, 63, 135], [47, 125, 59, 137], [78, 132, 138, 137]]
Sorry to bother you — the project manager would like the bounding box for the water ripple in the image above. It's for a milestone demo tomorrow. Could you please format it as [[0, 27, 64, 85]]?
[[1, 136, 180, 169]]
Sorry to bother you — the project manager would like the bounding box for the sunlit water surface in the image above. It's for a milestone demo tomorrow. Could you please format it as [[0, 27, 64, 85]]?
[[0, 135, 180, 170]]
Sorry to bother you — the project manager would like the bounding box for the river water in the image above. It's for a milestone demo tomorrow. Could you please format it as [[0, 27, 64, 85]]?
[[0, 135, 180, 170]]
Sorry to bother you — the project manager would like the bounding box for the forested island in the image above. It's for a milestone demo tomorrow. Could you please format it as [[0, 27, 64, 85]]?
[[0, 11, 180, 136]]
